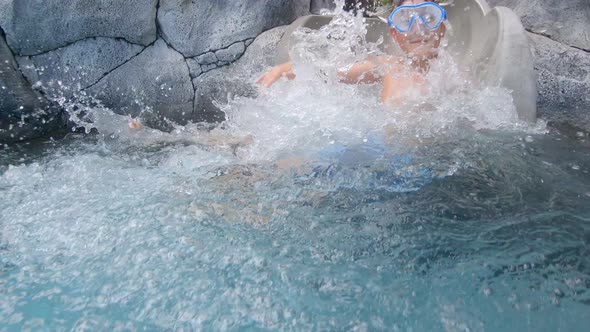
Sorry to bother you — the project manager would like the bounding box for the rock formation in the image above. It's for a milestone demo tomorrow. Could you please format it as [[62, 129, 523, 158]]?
[[487, 0, 590, 126], [0, 0, 589, 142], [0, 31, 63, 142], [0, 0, 310, 140]]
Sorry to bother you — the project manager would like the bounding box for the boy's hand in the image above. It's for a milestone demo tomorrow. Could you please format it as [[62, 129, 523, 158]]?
[[256, 62, 295, 87], [128, 119, 143, 129]]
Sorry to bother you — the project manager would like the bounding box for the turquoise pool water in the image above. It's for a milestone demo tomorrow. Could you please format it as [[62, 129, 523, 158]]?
[[1, 123, 588, 331]]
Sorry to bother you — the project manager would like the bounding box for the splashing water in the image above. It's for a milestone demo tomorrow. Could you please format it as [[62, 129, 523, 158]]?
[[2, 4, 589, 332], [215, 6, 543, 165]]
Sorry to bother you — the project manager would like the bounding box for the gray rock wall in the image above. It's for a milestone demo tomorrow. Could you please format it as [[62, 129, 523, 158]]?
[[487, 0, 590, 125], [16, 38, 145, 99], [0, 0, 158, 55], [0, 0, 311, 140], [487, 0, 589, 51], [193, 26, 288, 123], [86, 39, 194, 128], [0, 32, 63, 142], [529, 34, 590, 127], [158, 0, 309, 57]]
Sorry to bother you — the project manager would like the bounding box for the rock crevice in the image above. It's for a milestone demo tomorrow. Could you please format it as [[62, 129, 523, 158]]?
[[188, 38, 255, 78], [83, 42, 154, 91], [0, 0, 159, 56], [16, 37, 149, 99], [487, 0, 590, 51], [22, 37, 147, 58], [526, 29, 590, 54]]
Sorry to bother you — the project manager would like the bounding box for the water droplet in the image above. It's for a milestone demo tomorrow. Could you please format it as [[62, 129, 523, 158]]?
[[524, 135, 534, 143], [571, 164, 580, 171], [554, 288, 564, 298]]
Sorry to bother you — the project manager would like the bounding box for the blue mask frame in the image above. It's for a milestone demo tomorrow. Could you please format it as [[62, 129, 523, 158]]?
[[388, 2, 447, 33]]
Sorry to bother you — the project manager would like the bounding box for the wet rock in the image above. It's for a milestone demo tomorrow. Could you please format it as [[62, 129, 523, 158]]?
[[0, 33, 63, 143], [236, 26, 289, 73], [215, 42, 246, 63], [186, 58, 203, 79], [16, 38, 144, 100], [157, 0, 309, 57], [192, 27, 287, 123], [311, 0, 337, 14], [196, 52, 217, 65], [200, 63, 218, 73], [529, 33, 590, 127], [86, 39, 193, 128], [488, 0, 590, 51], [0, 0, 158, 56], [193, 71, 253, 123]]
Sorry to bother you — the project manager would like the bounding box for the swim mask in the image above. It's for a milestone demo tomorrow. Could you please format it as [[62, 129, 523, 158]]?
[[388, 2, 447, 33]]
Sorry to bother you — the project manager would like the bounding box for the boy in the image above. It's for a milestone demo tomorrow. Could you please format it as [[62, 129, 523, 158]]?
[[257, 0, 448, 104]]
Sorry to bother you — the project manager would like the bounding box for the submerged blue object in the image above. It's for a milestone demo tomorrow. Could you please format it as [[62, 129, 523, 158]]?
[[296, 134, 434, 193], [388, 2, 447, 33]]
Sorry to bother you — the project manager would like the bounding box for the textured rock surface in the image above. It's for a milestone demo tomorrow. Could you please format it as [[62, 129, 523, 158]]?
[[86, 40, 193, 128], [158, 0, 309, 57], [0, 0, 158, 55], [486, 0, 590, 127], [185, 38, 254, 78], [311, 0, 337, 13], [193, 27, 288, 123], [488, 0, 590, 51], [0, 33, 63, 142], [16, 38, 145, 99], [529, 33, 590, 126]]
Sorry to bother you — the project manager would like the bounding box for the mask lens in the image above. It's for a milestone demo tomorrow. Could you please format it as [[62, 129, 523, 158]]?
[[418, 6, 443, 29], [391, 9, 413, 32]]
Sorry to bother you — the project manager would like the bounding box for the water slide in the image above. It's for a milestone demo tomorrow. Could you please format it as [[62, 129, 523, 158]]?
[[276, 0, 537, 122]]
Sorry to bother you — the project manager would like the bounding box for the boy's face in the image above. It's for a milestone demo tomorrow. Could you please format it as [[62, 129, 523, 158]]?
[[389, 0, 446, 58]]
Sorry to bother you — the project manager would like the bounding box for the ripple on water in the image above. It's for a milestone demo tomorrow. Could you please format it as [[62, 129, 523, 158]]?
[[1, 5, 588, 330], [1, 128, 589, 330]]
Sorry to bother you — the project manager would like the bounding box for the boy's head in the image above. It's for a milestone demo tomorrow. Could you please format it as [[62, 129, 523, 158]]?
[[388, 0, 447, 59]]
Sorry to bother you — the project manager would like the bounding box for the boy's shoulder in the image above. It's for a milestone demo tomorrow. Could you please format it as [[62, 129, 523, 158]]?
[[370, 55, 405, 65], [369, 55, 410, 74]]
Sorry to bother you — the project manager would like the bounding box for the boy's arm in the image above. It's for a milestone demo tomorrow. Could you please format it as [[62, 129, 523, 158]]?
[[338, 59, 380, 84], [257, 61, 295, 87], [258, 56, 385, 87]]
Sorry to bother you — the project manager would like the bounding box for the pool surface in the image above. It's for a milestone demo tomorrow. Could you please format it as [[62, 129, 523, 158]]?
[[1, 120, 589, 331]]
